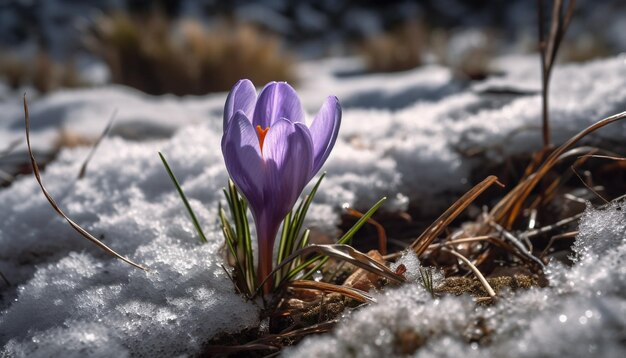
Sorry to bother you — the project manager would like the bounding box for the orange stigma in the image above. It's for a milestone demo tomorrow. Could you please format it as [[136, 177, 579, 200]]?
[[256, 125, 270, 151]]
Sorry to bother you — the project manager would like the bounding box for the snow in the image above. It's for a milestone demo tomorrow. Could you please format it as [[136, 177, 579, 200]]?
[[1, 54, 626, 356], [284, 201, 626, 357], [0, 128, 259, 357]]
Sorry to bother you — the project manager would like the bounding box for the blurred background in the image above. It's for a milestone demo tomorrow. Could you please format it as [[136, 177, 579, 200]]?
[[0, 0, 625, 97]]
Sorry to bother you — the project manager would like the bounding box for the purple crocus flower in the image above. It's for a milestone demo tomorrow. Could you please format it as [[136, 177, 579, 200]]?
[[221, 80, 341, 291]]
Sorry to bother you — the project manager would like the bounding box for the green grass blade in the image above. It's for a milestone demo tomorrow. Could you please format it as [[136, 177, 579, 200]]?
[[228, 181, 245, 242], [226, 180, 255, 291], [274, 174, 326, 286], [337, 197, 386, 245], [159, 152, 207, 243], [298, 197, 387, 281], [276, 211, 292, 282], [292, 173, 325, 235], [297, 229, 311, 250], [285, 173, 326, 257], [238, 195, 255, 291], [278, 212, 292, 262]]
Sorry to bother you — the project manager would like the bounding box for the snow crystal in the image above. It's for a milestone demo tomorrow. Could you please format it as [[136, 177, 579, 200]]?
[[574, 201, 626, 260]]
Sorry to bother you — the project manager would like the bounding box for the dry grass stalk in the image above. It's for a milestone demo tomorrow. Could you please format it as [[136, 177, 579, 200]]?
[[77, 110, 116, 179], [258, 244, 405, 294], [410, 175, 504, 256], [537, 0, 576, 149], [206, 320, 338, 355], [570, 166, 609, 204], [442, 248, 496, 299], [490, 110, 626, 228], [23, 95, 147, 271], [361, 21, 425, 73], [427, 236, 493, 250], [579, 154, 626, 161], [0, 50, 84, 93], [287, 280, 375, 303]]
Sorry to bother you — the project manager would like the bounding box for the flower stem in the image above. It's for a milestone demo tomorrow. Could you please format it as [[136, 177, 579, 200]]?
[[256, 220, 279, 295]]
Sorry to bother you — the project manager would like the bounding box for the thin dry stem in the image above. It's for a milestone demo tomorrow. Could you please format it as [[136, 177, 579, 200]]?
[[78, 110, 116, 179], [491, 110, 626, 227], [23, 95, 147, 271], [570, 166, 609, 204], [579, 154, 626, 161], [538, 0, 576, 149], [287, 280, 375, 303], [410, 175, 503, 256], [427, 236, 493, 249], [442, 248, 496, 299], [540, 230, 579, 257]]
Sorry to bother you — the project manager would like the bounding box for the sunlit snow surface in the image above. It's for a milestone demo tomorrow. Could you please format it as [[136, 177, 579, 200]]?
[[1, 55, 625, 356]]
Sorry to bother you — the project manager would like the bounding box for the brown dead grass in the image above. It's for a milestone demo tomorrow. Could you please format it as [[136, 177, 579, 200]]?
[[360, 21, 425, 73], [0, 50, 85, 93], [88, 13, 297, 95]]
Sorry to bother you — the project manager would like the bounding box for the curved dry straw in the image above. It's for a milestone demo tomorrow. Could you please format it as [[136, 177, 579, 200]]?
[[255, 243, 406, 298], [287, 280, 376, 303], [409, 175, 504, 256], [490, 110, 626, 228], [23, 95, 147, 271]]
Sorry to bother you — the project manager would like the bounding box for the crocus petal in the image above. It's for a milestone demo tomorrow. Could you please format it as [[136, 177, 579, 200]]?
[[308, 96, 342, 177], [252, 82, 304, 129], [223, 79, 257, 131], [221, 110, 264, 206], [262, 118, 313, 220]]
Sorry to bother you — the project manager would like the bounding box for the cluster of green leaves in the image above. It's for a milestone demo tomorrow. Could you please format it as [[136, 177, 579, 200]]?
[[273, 173, 326, 287], [255, 183, 387, 296], [264, 195, 387, 292], [219, 180, 255, 295], [160, 152, 388, 297]]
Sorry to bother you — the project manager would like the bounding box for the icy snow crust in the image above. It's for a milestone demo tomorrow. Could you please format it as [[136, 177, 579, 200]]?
[[1, 56, 625, 356]]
